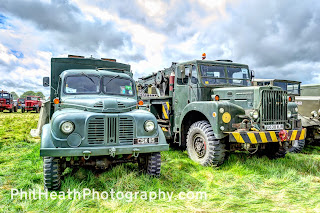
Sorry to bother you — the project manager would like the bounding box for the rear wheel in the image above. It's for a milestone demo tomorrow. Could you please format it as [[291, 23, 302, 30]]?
[[186, 120, 226, 166], [288, 140, 305, 153], [138, 152, 161, 176], [43, 157, 61, 190]]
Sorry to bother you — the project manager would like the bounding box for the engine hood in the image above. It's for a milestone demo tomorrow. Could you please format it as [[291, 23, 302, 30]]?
[[60, 96, 137, 113], [212, 86, 283, 110]]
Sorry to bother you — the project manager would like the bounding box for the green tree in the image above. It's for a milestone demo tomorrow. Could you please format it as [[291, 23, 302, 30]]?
[[35, 92, 45, 99], [11, 91, 19, 100], [20, 91, 36, 99]]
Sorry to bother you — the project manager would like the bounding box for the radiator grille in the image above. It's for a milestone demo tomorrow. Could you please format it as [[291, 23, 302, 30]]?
[[87, 117, 105, 144], [106, 117, 117, 143], [119, 117, 134, 144], [261, 90, 287, 123]]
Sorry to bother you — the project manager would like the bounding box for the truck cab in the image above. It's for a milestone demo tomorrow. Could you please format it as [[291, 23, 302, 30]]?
[[22, 96, 42, 113], [40, 56, 168, 190], [137, 58, 306, 166], [0, 91, 17, 113]]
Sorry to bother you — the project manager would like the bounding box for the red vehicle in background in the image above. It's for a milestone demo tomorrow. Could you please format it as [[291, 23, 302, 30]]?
[[0, 90, 17, 113], [22, 96, 42, 113]]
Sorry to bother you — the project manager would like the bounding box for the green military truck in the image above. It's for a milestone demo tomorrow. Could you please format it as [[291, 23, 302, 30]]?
[[40, 55, 168, 190], [137, 59, 306, 166], [298, 84, 320, 144]]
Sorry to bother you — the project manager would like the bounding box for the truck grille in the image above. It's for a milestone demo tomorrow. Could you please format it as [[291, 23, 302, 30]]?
[[119, 117, 134, 144], [88, 117, 105, 144], [261, 90, 287, 123], [106, 117, 117, 143]]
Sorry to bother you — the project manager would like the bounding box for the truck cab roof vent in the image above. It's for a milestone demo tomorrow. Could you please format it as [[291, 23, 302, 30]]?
[[215, 59, 233, 62], [68, 55, 85, 59]]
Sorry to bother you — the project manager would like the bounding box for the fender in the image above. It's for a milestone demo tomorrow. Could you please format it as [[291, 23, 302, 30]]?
[[40, 124, 55, 151], [179, 101, 245, 140], [157, 125, 167, 145]]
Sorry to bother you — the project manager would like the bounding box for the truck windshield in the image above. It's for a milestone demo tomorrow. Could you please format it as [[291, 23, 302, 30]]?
[[200, 65, 250, 86], [102, 76, 135, 96], [64, 75, 100, 94], [274, 82, 300, 95], [0, 93, 9, 98], [27, 97, 39, 101]]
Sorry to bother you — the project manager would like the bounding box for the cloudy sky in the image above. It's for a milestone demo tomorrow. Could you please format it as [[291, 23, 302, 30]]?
[[0, 0, 320, 97]]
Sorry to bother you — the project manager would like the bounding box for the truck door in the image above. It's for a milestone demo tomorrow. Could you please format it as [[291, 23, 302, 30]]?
[[189, 65, 198, 102], [173, 65, 190, 123]]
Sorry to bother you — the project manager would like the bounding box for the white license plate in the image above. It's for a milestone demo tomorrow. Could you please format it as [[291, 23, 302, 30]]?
[[265, 124, 284, 130]]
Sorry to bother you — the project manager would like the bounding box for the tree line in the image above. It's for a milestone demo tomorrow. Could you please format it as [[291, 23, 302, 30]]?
[[11, 91, 45, 100]]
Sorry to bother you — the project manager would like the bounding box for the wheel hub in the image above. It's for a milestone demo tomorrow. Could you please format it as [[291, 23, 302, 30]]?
[[193, 134, 206, 158]]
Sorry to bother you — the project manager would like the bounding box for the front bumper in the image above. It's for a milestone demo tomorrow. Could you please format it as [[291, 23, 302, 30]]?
[[40, 144, 169, 157], [25, 106, 37, 110], [228, 128, 306, 144]]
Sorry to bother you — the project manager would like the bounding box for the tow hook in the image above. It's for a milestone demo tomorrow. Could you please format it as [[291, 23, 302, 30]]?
[[279, 129, 289, 142], [132, 148, 140, 157], [109, 147, 116, 157], [83, 151, 91, 160]]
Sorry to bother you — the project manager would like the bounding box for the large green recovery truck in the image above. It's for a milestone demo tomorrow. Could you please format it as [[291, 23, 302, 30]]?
[[137, 58, 306, 166], [40, 55, 168, 190]]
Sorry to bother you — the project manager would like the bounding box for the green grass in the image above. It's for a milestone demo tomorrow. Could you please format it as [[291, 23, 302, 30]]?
[[0, 112, 320, 212]]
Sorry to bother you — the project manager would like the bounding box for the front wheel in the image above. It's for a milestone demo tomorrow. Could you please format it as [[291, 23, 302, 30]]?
[[138, 152, 161, 176], [288, 140, 305, 153], [43, 157, 61, 190], [186, 120, 226, 166]]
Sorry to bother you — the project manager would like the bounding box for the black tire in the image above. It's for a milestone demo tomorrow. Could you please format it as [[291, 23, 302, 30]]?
[[138, 152, 161, 176], [264, 143, 287, 159], [43, 157, 61, 190], [288, 140, 305, 153], [186, 120, 226, 166]]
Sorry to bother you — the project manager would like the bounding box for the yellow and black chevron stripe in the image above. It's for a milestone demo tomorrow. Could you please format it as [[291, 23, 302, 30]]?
[[229, 129, 306, 144], [162, 102, 170, 119]]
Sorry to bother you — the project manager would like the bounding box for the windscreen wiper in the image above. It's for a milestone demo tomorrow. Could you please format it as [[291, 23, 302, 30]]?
[[105, 75, 120, 86], [81, 72, 96, 84]]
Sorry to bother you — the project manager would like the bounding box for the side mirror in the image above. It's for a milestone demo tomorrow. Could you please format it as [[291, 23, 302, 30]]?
[[43, 77, 50, 87], [250, 70, 255, 79]]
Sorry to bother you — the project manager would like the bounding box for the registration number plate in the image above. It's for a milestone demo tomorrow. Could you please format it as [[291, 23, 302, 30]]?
[[264, 124, 284, 130]]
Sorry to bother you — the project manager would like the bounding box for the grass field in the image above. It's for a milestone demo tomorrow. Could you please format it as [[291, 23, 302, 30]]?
[[0, 112, 320, 212]]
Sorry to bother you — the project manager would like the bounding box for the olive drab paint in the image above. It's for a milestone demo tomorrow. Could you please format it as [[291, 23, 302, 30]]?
[[137, 59, 306, 165]]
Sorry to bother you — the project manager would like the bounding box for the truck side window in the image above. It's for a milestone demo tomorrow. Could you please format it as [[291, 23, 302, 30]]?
[[191, 65, 198, 84], [177, 66, 189, 85]]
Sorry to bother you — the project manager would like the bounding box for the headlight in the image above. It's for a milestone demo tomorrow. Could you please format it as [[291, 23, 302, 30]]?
[[287, 111, 292, 118], [144, 120, 155, 132], [61, 121, 74, 134], [311, 111, 318, 117], [252, 110, 259, 119]]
